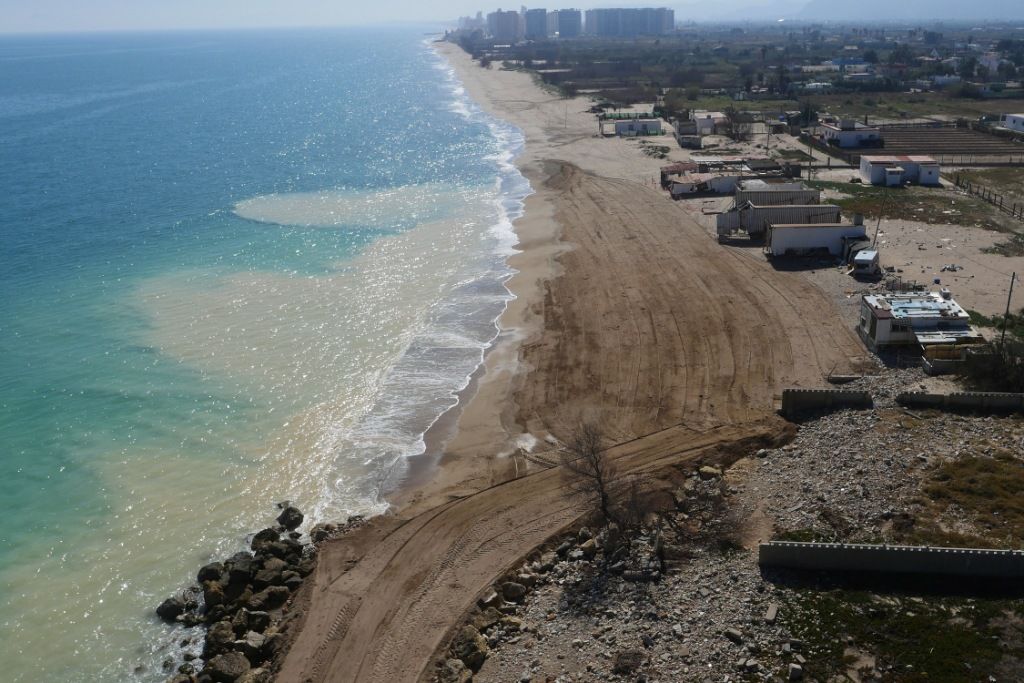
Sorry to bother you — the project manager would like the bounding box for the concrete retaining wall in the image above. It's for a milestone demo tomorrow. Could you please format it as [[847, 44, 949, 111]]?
[[897, 391, 1024, 413], [759, 541, 1024, 578], [780, 388, 872, 419]]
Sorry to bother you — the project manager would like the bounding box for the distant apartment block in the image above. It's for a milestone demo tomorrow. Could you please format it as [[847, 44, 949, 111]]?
[[524, 8, 548, 40], [584, 8, 674, 37], [554, 9, 582, 38], [487, 9, 523, 43]]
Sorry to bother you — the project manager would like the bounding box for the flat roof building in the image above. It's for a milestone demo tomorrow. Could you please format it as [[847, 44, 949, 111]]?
[[553, 9, 582, 38], [524, 8, 548, 40], [584, 8, 674, 37], [487, 9, 523, 43], [859, 155, 940, 186], [819, 120, 882, 149]]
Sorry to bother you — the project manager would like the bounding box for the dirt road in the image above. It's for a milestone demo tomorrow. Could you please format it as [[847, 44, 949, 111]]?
[[274, 165, 865, 683]]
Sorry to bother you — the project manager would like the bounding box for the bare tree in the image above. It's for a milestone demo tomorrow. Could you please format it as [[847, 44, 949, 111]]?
[[559, 422, 620, 525]]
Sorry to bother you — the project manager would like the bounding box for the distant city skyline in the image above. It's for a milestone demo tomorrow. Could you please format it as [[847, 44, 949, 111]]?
[[3, 0, 1022, 34]]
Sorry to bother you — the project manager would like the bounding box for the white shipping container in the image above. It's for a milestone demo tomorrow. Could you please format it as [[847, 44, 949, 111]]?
[[768, 223, 868, 256]]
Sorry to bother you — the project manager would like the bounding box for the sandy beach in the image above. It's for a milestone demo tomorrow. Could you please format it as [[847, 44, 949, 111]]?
[[272, 42, 869, 683]]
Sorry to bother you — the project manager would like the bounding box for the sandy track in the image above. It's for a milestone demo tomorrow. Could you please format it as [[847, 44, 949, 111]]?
[[275, 422, 781, 683], [275, 164, 865, 683], [515, 163, 866, 443]]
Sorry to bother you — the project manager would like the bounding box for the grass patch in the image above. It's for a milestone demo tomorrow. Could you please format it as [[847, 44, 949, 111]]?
[[773, 149, 813, 162], [955, 168, 1024, 207], [782, 589, 1020, 682], [986, 233, 1024, 257], [807, 180, 1006, 230], [924, 453, 1024, 543], [968, 308, 1024, 337]]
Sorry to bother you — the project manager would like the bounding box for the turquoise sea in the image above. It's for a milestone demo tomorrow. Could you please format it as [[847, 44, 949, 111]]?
[[0, 27, 527, 681]]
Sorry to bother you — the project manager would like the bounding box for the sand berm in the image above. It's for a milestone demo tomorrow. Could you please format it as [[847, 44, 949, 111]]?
[[272, 42, 867, 683]]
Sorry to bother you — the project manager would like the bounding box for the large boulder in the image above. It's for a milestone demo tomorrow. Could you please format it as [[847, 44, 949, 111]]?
[[438, 658, 473, 683], [236, 669, 271, 683], [205, 651, 251, 682], [451, 625, 489, 672], [276, 506, 304, 531], [501, 582, 527, 603], [250, 528, 280, 552], [243, 610, 271, 633], [204, 620, 236, 658], [197, 562, 224, 583], [233, 631, 267, 665], [248, 586, 289, 611], [203, 581, 226, 609], [252, 568, 283, 591], [470, 606, 503, 632], [227, 556, 257, 586], [156, 594, 191, 623]]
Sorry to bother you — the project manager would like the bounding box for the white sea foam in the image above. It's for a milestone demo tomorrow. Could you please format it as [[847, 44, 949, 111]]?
[[233, 183, 485, 229]]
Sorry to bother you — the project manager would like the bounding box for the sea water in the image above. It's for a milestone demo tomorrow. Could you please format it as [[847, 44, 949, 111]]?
[[0, 27, 527, 681]]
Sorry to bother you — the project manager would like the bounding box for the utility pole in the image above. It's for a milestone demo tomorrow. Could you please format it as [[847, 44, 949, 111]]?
[[872, 195, 888, 249], [1000, 271, 1017, 349]]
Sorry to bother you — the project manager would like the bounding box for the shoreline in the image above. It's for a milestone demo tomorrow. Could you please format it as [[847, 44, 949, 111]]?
[[269, 37, 871, 683], [389, 42, 567, 515]]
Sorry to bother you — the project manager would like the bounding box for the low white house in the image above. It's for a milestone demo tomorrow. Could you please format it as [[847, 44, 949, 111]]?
[[859, 155, 941, 186], [691, 110, 727, 135], [766, 219, 867, 257], [820, 120, 882, 148], [1000, 113, 1024, 133], [858, 291, 984, 353], [614, 118, 662, 136]]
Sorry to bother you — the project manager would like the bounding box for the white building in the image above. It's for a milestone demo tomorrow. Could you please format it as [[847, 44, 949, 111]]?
[[859, 155, 940, 186], [613, 118, 662, 136], [1000, 114, 1024, 133], [691, 110, 727, 135], [820, 120, 882, 148], [858, 291, 984, 353], [766, 219, 867, 257]]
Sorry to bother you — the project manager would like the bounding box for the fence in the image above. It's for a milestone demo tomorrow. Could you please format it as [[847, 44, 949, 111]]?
[[759, 541, 1024, 578], [953, 174, 1024, 222]]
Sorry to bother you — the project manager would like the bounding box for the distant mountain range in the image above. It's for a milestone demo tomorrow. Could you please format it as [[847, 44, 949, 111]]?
[[670, 0, 1024, 22], [798, 0, 1024, 21]]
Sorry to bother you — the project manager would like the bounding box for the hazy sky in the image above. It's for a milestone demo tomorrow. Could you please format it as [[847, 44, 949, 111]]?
[[0, 0, 500, 34]]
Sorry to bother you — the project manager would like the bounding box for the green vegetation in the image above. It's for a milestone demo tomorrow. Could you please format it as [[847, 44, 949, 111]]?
[[773, 149, 813, 161], [782, 589, 1020, 682], [968, 308, 1024, 338], [807, 180, 1004, 230], [924, 452, 1024, 544], [955, 168, 1024, 207], [987, 234, 1024, 256]]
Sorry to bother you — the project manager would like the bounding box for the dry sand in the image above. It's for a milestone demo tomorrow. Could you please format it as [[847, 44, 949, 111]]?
[[274, 43, 869, 683]]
